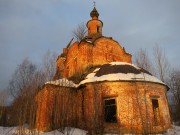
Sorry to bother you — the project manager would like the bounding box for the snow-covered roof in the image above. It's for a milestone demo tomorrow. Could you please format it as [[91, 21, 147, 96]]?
[[45, 62, 165, 88], [45, 78, 78, 88], [79, 62, 165, 85]]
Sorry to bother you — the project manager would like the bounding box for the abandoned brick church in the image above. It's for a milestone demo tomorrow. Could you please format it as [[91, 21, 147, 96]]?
[[35, 6, 171, 134]]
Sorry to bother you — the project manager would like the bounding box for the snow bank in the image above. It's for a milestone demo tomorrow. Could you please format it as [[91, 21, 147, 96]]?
[[43, 127, 87, 135], [164, 125, 180, 135], [0, 125, 180, 135], [0, 127, 87, 135]]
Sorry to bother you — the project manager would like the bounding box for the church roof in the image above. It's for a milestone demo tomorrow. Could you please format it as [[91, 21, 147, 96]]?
[[79, 62, 165, 86], [90, 7, 99, 18], [46, 62, 166, 89]]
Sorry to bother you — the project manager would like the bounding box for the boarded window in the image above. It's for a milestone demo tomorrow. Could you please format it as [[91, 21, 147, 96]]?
[[104, 98, 117, 123], [152, 99, 160, 125]]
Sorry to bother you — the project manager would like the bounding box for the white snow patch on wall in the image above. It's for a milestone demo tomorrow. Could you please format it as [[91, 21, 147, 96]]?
[[45, 78, 78, 88]]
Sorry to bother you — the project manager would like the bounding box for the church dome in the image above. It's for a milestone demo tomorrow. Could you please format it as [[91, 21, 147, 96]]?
[[86, 6, 103, 37], [90, 7, 99, 18], [79, 62, 165, 86]]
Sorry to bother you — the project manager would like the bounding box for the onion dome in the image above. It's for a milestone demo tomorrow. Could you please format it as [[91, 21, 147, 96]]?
[[90, 7, 99, 18], [86, 6, 103, 37]]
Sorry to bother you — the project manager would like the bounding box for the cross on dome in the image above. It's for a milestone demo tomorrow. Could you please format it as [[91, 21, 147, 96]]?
[[93, 1, 96, 7], [90, 5, 99, 18]]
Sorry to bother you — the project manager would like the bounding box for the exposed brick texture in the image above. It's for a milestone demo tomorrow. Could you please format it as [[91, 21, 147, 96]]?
[[36, 85, 77, 131], [76, 82, 171, 134], [36, 82, 171, 134], [57, 37, 132, 79], [35, 7, 171, 134]]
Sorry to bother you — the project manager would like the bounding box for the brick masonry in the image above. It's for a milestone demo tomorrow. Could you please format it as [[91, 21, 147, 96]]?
[[35, 6, 171, 134]]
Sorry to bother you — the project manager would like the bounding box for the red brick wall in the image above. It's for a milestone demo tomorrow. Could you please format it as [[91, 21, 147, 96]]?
[[87, 19, 103, 36], [61, 37, 132, 79], [35, 85, 77, 131], [36, 81, 171, 134], [76, 81, 171, 134]]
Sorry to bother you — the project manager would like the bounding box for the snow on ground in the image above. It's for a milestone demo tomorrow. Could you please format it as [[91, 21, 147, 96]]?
[[0, 126, 180, 135], [163, 125, 180, 135], [0, 126, 87, 135]]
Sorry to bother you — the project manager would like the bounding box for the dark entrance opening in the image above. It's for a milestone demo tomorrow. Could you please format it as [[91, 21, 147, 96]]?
[[152, 99, 160, 125], [104, 98, 117, 123]]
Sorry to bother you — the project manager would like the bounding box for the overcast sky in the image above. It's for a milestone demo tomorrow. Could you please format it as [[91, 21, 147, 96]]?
[[0, 0, 180, 91]]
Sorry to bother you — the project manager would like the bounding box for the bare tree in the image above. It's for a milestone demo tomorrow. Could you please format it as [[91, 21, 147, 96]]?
[[6, 50, 58, 131], [0, 90, 8, 107], [6, 58, 39, 132], [134, 48, 154, 74], [9, 51, 57, 98], [153, 45, 170, 82], [72, 23, 87, 42], [42, 50, 58, 82], [9, 58, 37, 98], [168, 69, 180, 123], [0, 90, 8, 126]]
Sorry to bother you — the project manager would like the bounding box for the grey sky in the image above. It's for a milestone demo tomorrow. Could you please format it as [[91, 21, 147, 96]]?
[[0, 0, 180, 91]]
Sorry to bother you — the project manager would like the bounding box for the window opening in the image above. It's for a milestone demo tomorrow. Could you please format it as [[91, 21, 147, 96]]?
[[104, 98, 117, 123], [97, 26, 100, 33], [152, 99, 160, 125]]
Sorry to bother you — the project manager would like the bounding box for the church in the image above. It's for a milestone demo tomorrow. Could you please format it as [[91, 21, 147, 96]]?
[[35, 6, 171, 134]]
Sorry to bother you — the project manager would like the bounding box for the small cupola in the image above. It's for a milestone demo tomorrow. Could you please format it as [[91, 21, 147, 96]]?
[[90, 7, 99, 20], [87, 4, 103, 37]]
